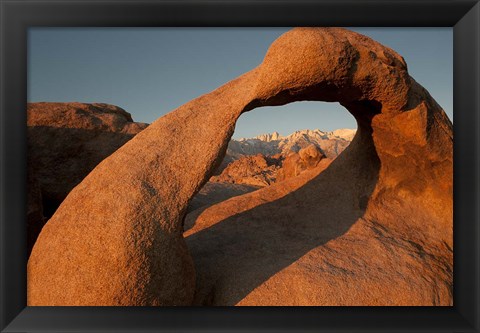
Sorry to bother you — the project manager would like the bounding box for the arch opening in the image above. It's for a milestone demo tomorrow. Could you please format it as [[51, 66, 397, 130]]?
[[186, 100, 362, 221], [183, 99, 382, 305]]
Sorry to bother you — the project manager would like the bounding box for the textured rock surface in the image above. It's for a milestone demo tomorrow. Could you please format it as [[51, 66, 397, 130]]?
[[26, 102, 148, 256], [28, 73, 260, 304], [188, 147, 325, 232], [27, 102, 148, 217], [211, 154, 281, 186], [277, 144, 326, 181], [186, 128, 452, 305], [29, 28, 452, 306], [187, 182, 260, 216], [27, 103, 147, 253]]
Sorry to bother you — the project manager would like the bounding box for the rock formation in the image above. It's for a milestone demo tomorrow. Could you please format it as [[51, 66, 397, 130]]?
[[210, 154, 282, 186], [27, 102, 148, 217], [192, 146, 324, 226], [27, 102, 148, 255], [186, 182, 260, 216], [28, 28, 452, 306], [277, 144, 326, 181]]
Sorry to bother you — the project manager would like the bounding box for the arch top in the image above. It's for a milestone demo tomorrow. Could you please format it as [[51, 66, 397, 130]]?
[[249, 27, 412, 117]]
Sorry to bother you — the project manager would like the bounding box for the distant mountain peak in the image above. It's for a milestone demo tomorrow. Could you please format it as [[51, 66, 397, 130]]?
[[243, 128, 356, 143], [229, 128, 356, 161], [253, 131, 282, 142]]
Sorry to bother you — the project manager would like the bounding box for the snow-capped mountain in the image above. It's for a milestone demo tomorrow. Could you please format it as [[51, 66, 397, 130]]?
[[229, 128, 356, 160], [252, 131, 282, 142], [330, 128, 356, 141]]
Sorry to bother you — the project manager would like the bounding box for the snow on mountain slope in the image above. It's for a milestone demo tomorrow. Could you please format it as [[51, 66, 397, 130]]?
[[228, 128, 356, 160]]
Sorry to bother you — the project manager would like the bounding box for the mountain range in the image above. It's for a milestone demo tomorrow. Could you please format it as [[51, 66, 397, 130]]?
[[216, 128, 356, 174], [232, 128, 355, 157]]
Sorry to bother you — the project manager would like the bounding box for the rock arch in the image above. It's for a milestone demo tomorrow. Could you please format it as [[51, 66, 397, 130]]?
[[28, 28, 452, 305]]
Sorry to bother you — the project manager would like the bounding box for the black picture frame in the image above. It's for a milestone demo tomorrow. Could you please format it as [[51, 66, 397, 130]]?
[[1, 0, 479, 332]]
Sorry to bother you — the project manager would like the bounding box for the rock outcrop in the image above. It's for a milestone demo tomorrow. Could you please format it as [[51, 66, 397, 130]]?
[[27, 102, 148, 217], [189, 146, 325, 231], [26, 102, 148, 255], [186, 182, 260, 216], [277, 144, 326, 181], [211, 154, 282, 186], [28, 28, 452, 306]]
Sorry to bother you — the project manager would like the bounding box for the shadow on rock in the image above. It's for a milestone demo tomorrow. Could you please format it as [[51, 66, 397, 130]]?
[[185, 127, 380, 305]]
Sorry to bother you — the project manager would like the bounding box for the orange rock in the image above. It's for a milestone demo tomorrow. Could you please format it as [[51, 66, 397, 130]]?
[[211, 154, 281, 186], [27, 102, 148, 256], [29, 28, 452, 306], [277, 144, 326, 181], [27, 102, 148, 215]]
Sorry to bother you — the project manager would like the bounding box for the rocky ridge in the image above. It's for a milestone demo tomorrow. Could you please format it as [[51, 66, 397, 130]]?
[[27, 102, 148, 254]]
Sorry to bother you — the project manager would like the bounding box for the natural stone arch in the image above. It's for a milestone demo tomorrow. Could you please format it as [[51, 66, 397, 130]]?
[[28, 28, 452, 305]]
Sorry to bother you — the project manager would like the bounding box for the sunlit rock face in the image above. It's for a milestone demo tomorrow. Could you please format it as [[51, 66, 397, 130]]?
[[27, 102, 148, 213], [211, 154, 282, 186], [276, 144, 327, 181], [28, 28, 452, 306], [27, 102, 148, 256]]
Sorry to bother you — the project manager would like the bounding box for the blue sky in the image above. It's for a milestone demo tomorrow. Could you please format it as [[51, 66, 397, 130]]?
[[28, 28, 452, 139]]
